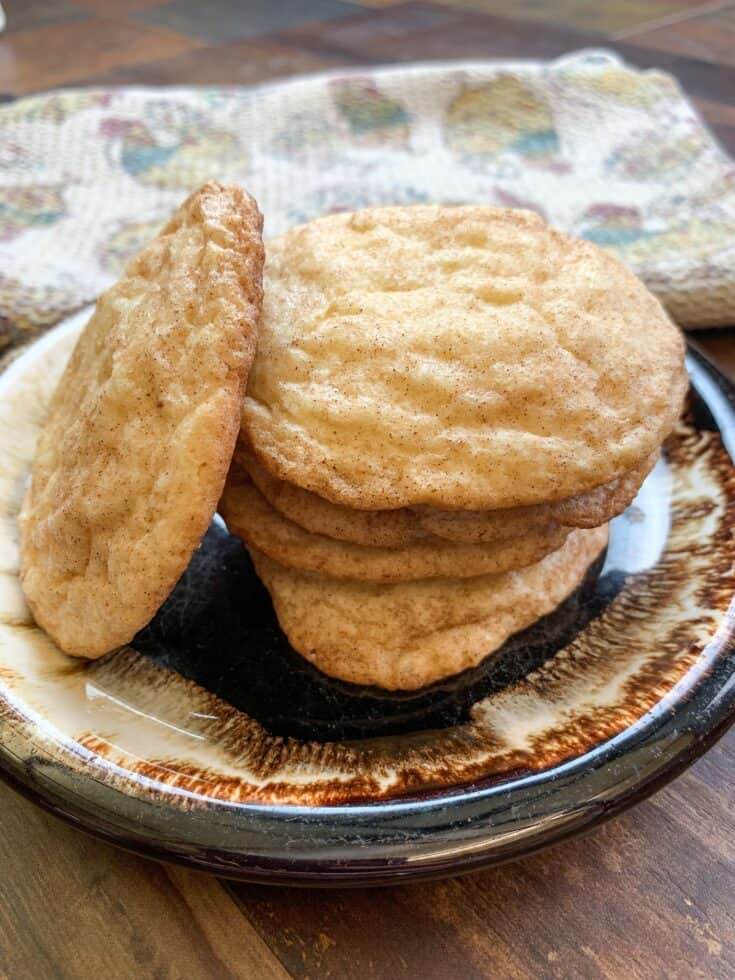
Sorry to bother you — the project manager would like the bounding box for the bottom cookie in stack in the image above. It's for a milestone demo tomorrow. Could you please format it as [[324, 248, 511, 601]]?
[[247, 526, 608, 690], [219, 460, 611, 690], [219, 455, 609, 691]]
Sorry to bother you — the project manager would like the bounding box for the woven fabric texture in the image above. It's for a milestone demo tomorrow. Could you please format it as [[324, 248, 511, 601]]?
[[1, 50, 734, 365]]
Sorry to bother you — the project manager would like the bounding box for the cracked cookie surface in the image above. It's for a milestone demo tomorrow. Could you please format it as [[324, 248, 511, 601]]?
[[243, 206, 686, 510]]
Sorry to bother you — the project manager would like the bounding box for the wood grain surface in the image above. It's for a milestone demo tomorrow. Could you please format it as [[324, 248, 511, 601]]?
[[1, 2, 734, 978]]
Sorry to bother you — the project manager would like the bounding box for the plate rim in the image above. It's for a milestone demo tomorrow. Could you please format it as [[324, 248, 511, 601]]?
[[0, 650, 733, 885]]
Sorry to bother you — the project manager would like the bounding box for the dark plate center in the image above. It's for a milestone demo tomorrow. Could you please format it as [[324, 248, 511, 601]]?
[[133, 527, 617, 741]]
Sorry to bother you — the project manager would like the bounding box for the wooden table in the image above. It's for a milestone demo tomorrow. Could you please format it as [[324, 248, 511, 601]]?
[[1, 2, 734, 977]]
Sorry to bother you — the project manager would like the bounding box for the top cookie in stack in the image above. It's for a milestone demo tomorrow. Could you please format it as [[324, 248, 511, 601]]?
[[221, 206, 687, 689]]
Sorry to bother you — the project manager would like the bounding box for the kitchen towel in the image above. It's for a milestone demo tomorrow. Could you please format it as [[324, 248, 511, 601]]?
[[2, 49, 734, 365]]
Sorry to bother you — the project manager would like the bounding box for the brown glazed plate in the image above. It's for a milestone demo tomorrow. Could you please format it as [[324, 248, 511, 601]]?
[[1, 309, 734, 885]]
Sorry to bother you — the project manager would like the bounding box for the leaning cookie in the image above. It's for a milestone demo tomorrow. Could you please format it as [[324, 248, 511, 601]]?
[[19, 182, 264, 657], [250, 525, 609, 690], [220, 468, 570, 583]]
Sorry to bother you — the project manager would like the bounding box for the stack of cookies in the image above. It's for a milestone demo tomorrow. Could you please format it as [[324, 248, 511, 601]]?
[[220, 206, 687, 690], [18, 187, 685, 693]]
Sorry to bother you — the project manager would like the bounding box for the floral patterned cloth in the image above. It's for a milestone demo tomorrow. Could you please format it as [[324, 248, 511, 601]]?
[[2, 50, 734, 362]]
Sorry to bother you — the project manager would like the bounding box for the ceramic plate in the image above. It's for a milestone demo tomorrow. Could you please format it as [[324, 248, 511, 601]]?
[[1, 308, 734, 885], [2, 48, 735, 887]]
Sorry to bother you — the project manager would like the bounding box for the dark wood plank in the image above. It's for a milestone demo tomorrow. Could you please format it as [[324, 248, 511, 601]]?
[[344, 0, 408, 6], [228, 730, 735, 980], [0, 0, 87, 35], [0, 14, 201, 95], [218, 729, 709, 980], [421, 0, 709, 35], [72, 0, 169, 11], [133, 0, 358, 45], [272, 3, 598, 62], [694, 330, 735, 380], [619, 3, 735, 64], [0, 781, 290, 980], [71, 36, 355, 87]]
